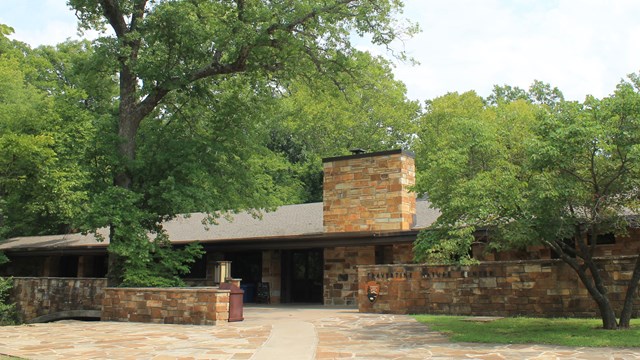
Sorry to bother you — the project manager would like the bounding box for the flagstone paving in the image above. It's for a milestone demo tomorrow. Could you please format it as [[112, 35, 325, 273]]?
[[0, 305, 638, 359]]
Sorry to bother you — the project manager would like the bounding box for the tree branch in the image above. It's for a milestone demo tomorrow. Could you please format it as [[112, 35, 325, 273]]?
[[235, 0, 245, 21], [99, 0, 128, 38], [135, 45, 251, 123], [589, 144, 600, 196], [266, 0, 354, 35], [601, 148, 629, 199], [130, 0, 148, 33], [558, 167, 590, 184], [130, 0, 360, 130]]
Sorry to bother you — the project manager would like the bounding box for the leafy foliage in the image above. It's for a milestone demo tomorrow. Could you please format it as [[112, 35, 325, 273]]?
[[0, 254, 17, 325], [0, 276, 16, 326], [118, 236, 204, 288], [60, 0, 419, 286], [414, 79, 640, 329], [0, 34, 95, 238], [2, 1, 419, 287], [266, 52, 420, 201]]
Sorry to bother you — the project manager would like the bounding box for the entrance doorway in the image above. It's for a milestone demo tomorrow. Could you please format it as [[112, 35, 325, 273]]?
[[225, 251, 262, 303], [281, 249, 323, 304]]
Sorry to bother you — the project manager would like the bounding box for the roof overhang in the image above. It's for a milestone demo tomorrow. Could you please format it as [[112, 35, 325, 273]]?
[[4, 229, 421, 256]]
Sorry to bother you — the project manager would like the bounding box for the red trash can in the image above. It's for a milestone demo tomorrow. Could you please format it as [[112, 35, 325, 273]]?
[[219, 282, 244, 322]]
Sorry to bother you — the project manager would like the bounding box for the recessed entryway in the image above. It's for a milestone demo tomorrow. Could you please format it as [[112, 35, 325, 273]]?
[[281, 249, 323, 304]]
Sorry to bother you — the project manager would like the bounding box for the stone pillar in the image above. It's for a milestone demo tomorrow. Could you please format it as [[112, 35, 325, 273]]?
[[324, 246, 375, 306], [323, 149, 416, 233], [43, 256, 60, 277], [261, 250, 281, 304], [205, 252, 224, 285], [77, 255, 95, 277]]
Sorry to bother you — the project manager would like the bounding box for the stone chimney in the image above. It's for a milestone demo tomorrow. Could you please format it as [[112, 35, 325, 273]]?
[[322, 149, 416, 233]]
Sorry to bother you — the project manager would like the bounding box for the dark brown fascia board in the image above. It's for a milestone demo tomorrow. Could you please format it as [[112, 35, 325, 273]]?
[[4, 230, 421, 256], [196, 230, 420, 252], [322, 149, 415, 163], [6, 246, 108, 257]]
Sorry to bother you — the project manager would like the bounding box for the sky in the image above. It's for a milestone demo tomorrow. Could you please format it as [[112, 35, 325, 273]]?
[[1, 0, 639, 103]]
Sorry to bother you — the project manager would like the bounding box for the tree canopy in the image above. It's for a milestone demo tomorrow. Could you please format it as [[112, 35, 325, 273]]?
[[68, 0, 417, 286], [266, 51, 420, 202], [413, 79, 640, 329], [1, 0, 419, 286], [0, 31, 102, 239]]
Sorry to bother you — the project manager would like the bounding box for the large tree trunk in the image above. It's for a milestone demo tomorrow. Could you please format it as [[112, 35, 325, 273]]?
[[595, 296, 620, 330], [106, 62, 143, 286], [106, 225, 122, 286], [618, 255, 640, 328], [561, 251, 620, 329], [114, 112, 141, 189], [583, 266, 619, 329], [583, 262, 619, 329], [569, 231, 622, 329]]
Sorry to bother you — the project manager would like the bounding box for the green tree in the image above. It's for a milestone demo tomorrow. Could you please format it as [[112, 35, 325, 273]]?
[[414, 80, 640, 330], [486, 80, 564, 107], [0, 27, 208, 286], [0, 33, 93, 238], [0, 252, 17, 325], [135, 76, 299, 214], [66, 0, 417, 285], [267, 52, 420, 202]]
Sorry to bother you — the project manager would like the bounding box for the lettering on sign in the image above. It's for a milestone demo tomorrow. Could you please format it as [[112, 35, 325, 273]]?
[[421, 271, 452, 279], [366, 271, 412, 280], [366, 268, 495, 281]]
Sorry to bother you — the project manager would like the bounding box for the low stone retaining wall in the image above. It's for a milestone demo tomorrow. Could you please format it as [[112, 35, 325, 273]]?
[[11, 277, 106, 323], [101, 287, 230, 325], [358, 257, 640, 317]]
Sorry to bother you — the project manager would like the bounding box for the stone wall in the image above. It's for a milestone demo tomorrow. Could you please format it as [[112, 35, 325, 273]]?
[[472, 229, 640, 262], [11, 277, 106, 322], [323, 149, 416, 233], [101, 287, 230, 325], [358, 257, 640, 318], [324, 246, 375, 305]]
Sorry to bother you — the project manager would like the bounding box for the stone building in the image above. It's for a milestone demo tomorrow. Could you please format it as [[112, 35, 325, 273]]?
[[1, 149, 638, 307], [1, 149, 425, 305]]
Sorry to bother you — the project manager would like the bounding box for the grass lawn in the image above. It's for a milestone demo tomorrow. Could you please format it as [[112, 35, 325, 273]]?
[[413, 315, 640, 348]]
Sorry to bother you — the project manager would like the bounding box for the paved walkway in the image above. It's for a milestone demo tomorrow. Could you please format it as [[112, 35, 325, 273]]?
[[0, 305, 638, 359]]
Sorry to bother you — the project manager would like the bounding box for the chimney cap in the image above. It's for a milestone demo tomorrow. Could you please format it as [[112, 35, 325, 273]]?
[[349, 148, 366, 155], [323, 149, 415, 163]]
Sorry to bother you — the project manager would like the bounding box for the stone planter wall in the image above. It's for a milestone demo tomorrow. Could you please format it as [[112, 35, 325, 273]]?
[[11, 277, 106, 323], [358, 257, 640, 318], [101, 287, 230, 325]]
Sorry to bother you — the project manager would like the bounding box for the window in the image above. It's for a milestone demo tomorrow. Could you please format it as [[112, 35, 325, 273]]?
[[596, 232, 616, 245], [59, 255, 79, 277], [375, 245, 393, 264]]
